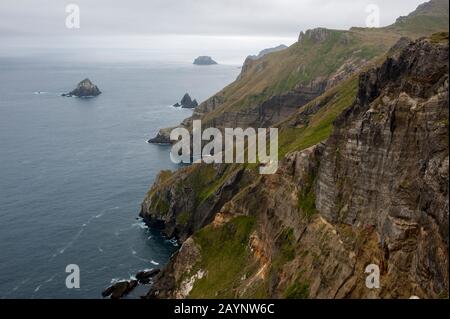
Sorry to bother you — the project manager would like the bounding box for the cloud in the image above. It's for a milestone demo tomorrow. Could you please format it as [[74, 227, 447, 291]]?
[[0, 0, 425, 38]]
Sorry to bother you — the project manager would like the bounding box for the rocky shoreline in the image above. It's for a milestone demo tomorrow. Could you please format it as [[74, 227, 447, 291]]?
[[102, 268, 161, 299]]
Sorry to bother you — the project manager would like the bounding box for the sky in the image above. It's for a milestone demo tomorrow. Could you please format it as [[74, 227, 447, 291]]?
[[0, 0, 426, 63], [0, 0, 426, 37]]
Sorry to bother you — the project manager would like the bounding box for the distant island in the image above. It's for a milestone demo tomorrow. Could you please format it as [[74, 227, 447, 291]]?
[[62, 78, 101, 98], [193, 56, 218, 65], [173, 93, 198, 109], [247, 44, 288, 60]]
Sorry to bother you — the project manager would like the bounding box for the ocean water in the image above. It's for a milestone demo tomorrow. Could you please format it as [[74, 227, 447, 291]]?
[[0, 50, 240, 298]]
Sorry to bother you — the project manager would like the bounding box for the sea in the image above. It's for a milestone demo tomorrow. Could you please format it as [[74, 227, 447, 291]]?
[[0, 36, 294, 298]]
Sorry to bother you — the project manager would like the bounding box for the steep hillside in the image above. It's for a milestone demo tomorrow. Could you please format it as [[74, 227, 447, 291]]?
[[149, 0, 448, 144], [140, 0, 449, 300], [142, 35, 449, 299], [387, 0, 449, 35]]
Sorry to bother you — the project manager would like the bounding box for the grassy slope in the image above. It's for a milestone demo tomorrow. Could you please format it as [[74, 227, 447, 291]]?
[[202, 29, 395, 124], [189, 216, 257, 298], [386, 0, 449, 36], [182, 75, 360, 298], [277, 75, 359, 157], [198, 0, 448, 127], [152, 0, 449, 299]]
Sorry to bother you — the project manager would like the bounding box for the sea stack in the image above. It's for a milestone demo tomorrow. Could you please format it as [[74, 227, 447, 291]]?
[[173, 93, 198, 109], [62, 78, 101, 98], [193, 56, 218, 65]]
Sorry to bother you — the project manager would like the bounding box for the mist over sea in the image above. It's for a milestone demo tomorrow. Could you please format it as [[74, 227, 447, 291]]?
[[0, 38, 277, 298]]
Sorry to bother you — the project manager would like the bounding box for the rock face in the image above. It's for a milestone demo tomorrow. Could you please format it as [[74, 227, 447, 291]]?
[[298, 28, 332, 44], [135, 269, 161, 284], [315, 37, 449, 297], [141, 37, 449, 299], [102, 280, 138, 299], [147, 127, 176, 144], [174, 93, 198, 109], [62, 78, 101, 98], [193, 56, 218, 65]]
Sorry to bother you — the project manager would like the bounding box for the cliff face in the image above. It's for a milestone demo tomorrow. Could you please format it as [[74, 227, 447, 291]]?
[[149, 28, 395, 144], [141, 36, 449, 299], [148, 0, 449, 145], [316, 36, 449, 296]]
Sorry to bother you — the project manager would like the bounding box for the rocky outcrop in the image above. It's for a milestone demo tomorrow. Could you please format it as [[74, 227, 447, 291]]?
[[298, 28, 332, 44], [174, 93, 198, 109], [136, 269, 161, 284], [146, 237, 202, 299], [102, 280, 138, 299], [62, 78, 101, 98], [140, 165, 253, 242], [193, 56, 218, 65], [102, 268, 161, 298], [147, 127, 176, 144], [141, 36, 449, 299], [192, 94, 225, 118]]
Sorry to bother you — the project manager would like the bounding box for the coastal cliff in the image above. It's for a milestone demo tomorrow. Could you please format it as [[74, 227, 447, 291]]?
[[141, 35, 449, 299], [138, 0, 449, 299], [148, 0, 448, 146]]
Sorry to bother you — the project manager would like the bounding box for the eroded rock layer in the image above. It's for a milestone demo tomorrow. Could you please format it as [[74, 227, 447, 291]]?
[[141, 36, 449, 299]]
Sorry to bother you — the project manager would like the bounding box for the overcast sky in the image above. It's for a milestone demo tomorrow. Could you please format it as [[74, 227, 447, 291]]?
[[1, 0, 425, 38]]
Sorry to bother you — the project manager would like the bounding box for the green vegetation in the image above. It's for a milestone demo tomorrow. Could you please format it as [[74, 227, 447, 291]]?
[[189, 216, 256, 298], [152, 196, 170, 216], [283, 281, 310, 299], [297, 172, 317, 220], [196, 165, 235, 204], [278, 76, 359, 157], [431, 31, 449, 43], [188, 165, 218, 205], [146, 170, 174, 198], [176, 211, 191, 226], [145, 1, 450, 299], [194, 0, 448, 132], [200, 28, 396, 127], [272, 228, 296, 271]]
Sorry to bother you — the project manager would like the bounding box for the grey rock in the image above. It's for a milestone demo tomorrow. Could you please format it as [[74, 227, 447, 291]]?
[[102, 280, 138, 299], [62, 78, 101, 98], [173, 93, 198, 109], [193, 56, 218, 65], [298, 28, 332, 44], [135, 269, 161, 284]]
